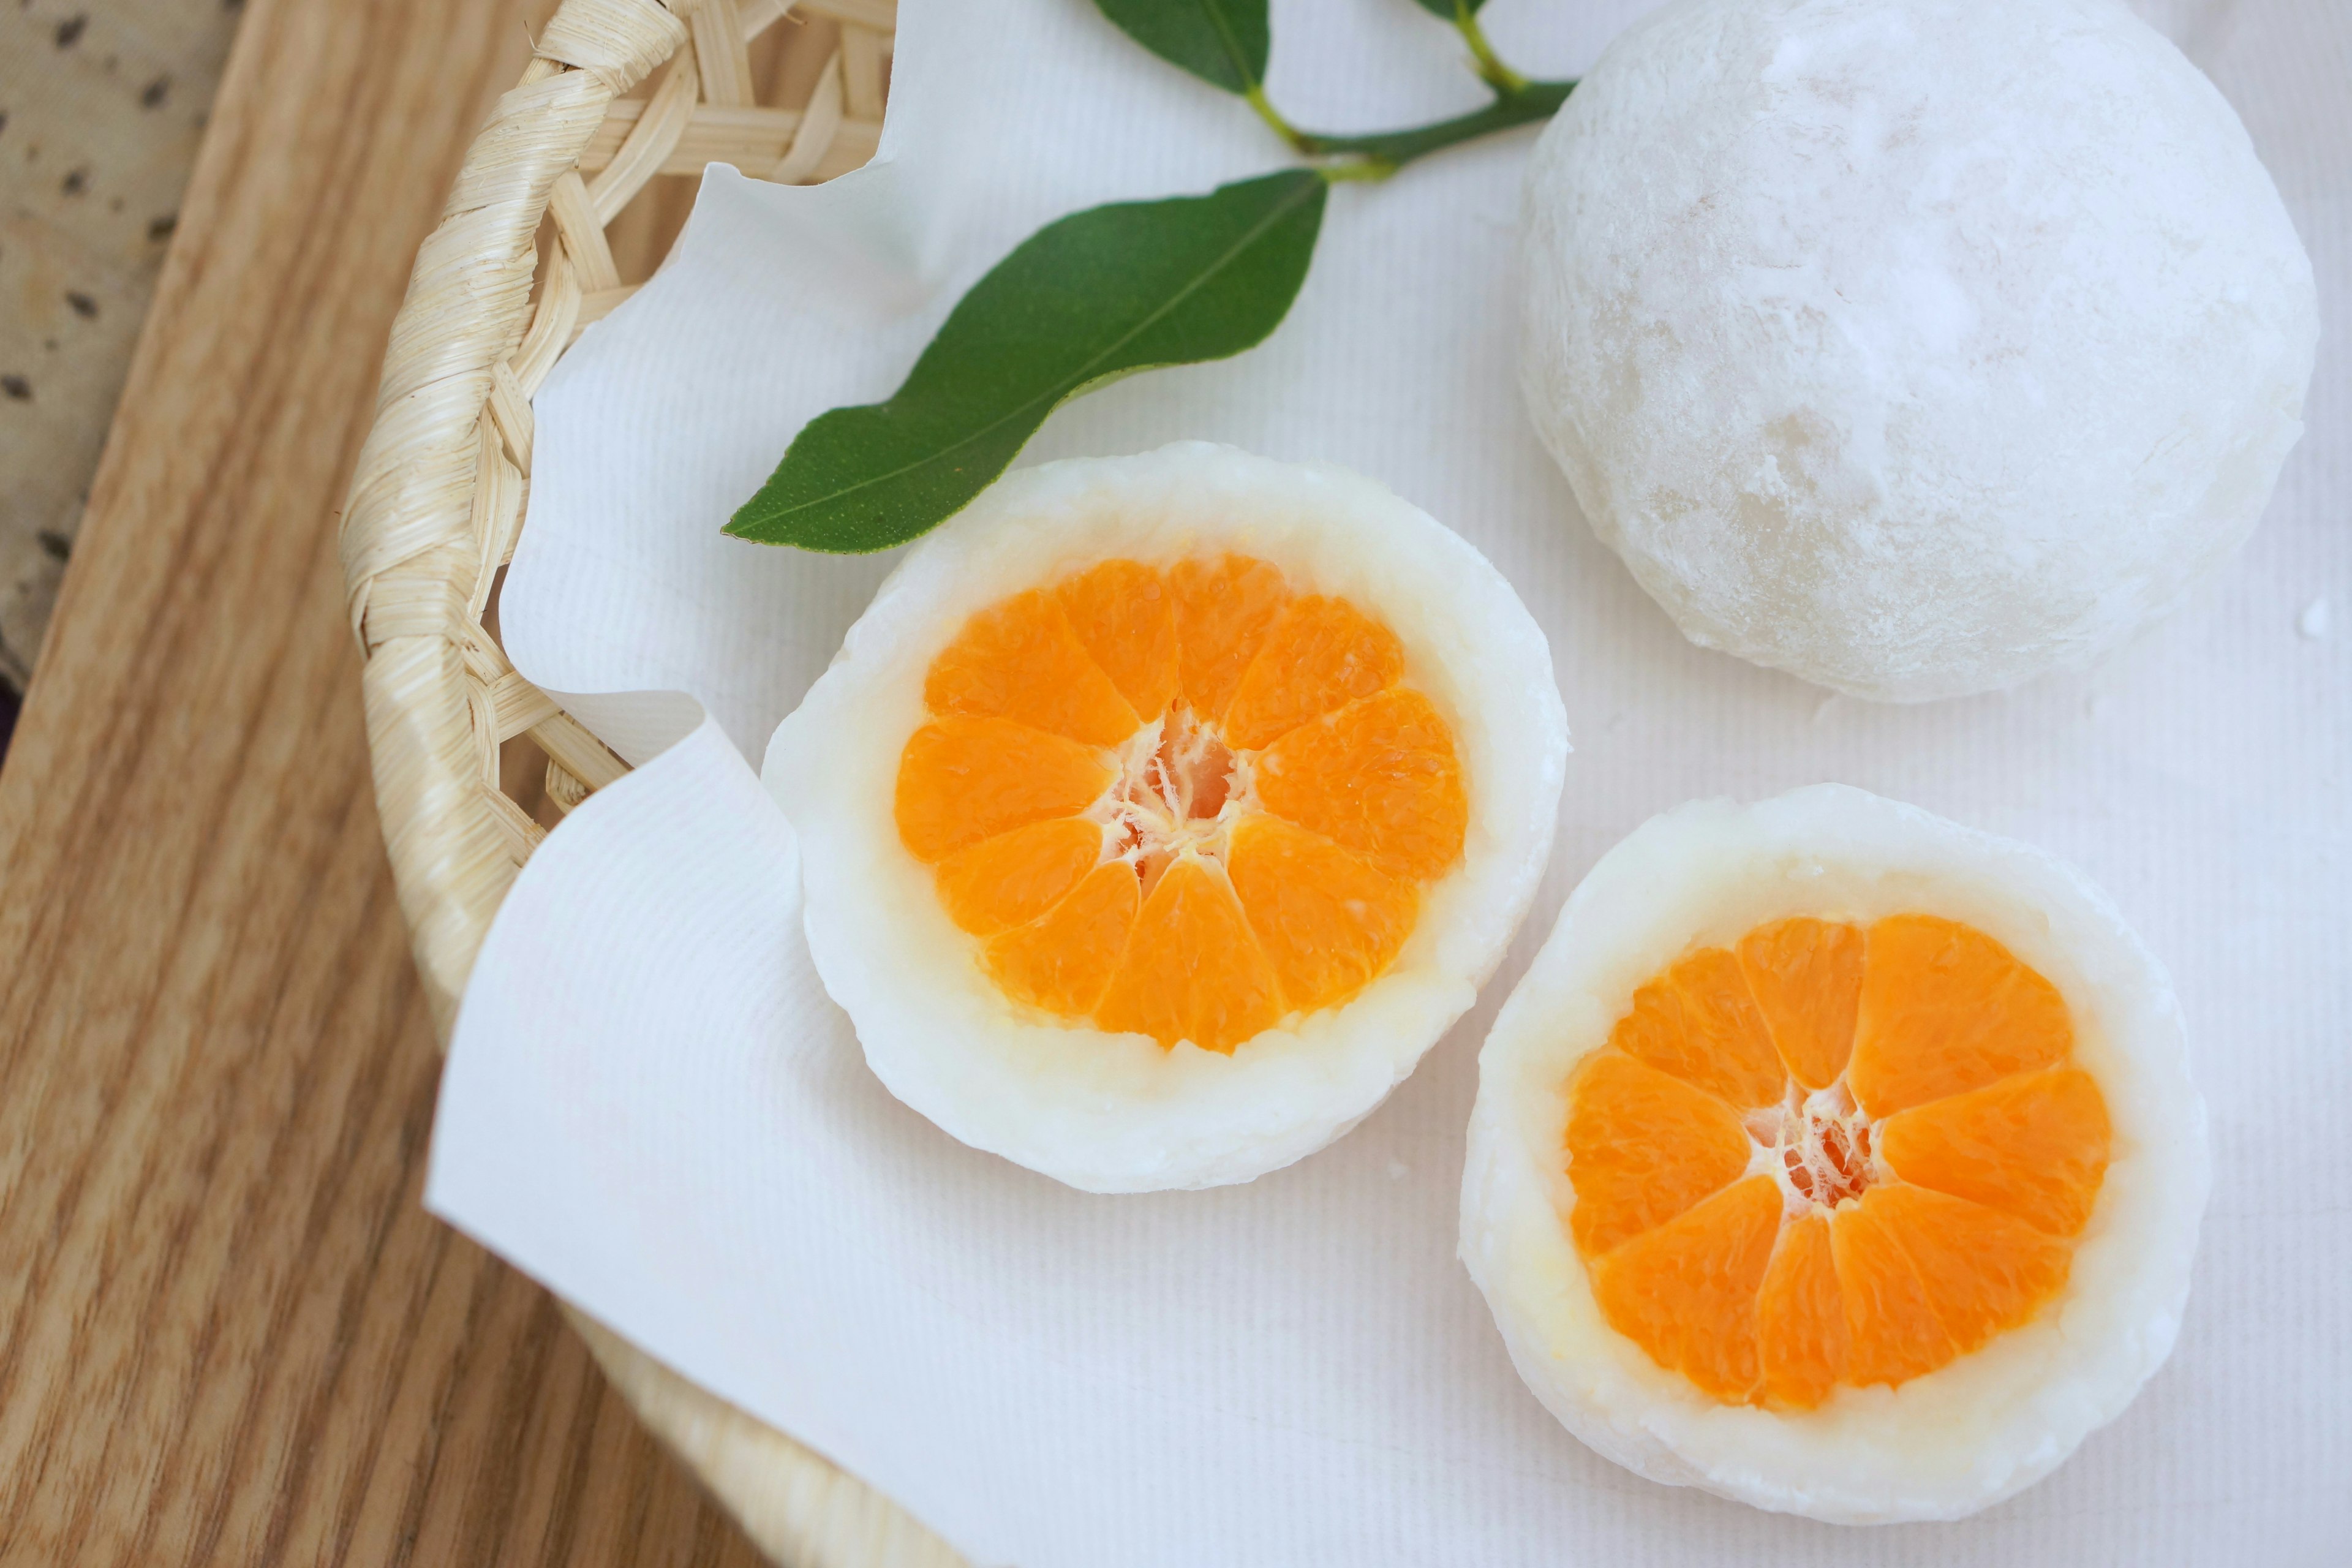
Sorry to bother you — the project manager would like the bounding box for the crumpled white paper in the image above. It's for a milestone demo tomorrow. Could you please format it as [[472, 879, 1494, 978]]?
[[427, 0, 2351, 1562]]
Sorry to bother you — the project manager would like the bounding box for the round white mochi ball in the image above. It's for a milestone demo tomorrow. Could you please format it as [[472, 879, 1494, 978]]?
[[1520, 0, 2318, 702]]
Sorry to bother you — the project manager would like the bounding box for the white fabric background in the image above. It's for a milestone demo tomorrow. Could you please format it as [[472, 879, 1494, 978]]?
[[431, 1, 2350, 1562]]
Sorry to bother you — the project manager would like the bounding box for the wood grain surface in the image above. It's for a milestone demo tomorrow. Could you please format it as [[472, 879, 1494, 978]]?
[[0, 0, 766, 1561]]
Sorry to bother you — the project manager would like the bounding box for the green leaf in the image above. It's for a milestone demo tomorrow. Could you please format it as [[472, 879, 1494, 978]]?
[[1412, 0, 1485, 18], [1091, 0, 1269, 94], [727, 170, 1328, 554]]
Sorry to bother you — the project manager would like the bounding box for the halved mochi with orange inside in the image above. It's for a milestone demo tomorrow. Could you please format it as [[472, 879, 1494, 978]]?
[[1461, 786, 2207, 1521], [766, 445, 1567, 1191]]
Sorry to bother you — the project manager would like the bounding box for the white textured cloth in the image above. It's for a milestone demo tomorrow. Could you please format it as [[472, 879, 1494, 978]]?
[[433, 1, 2350, 1562]]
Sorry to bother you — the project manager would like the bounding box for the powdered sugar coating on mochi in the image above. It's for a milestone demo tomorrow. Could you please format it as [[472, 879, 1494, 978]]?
[[766, 445, 1569, 1193], [1520, 0, 2319, 701]]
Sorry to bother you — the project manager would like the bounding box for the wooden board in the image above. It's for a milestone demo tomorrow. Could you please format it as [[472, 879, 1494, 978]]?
[[0, 0, 768, 1560]]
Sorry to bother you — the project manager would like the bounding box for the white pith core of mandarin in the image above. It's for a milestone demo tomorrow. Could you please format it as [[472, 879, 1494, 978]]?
[[1746, 1083, 1875, 1213], [1094, 713, 1251, 897]]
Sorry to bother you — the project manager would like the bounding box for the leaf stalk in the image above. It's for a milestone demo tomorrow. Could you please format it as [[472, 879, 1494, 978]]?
[[1294, 77, 1574, 180], [1243, 83, 1312, 157], [1453, 3, 1529, 96]]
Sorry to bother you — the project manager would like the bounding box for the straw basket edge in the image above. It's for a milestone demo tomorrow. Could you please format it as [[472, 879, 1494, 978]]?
[[337, 1, 959, 1562]]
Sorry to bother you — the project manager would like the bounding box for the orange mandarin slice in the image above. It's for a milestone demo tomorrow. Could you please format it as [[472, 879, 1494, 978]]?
[[1757, 1212, 1848, 1409], [984, 862, 1140, 1016], [1831, 1186, 1958, 1388], [922, 589, 1140, 747], [1877, 1184, 2071, 1357], [1848, 915, 2071, 1117], [1223, 595, 1406, 750], [1565, 1050, 1751, 1256], [1224, 815, 1416, 1014], [1738, 917, 1864, 1090], [933, 818, 1106, 936], [1253, 688, 1468, 881], [894, 717, 1115, 863], [1169, 554, 1291, 722], [1095, 858, 1284, 1054], [1589, 1176, 1782, 1403], [1055, 560, 1179, 723], [1608, 948, 1789, 1110], [1879, 1067, 2112, 1236]]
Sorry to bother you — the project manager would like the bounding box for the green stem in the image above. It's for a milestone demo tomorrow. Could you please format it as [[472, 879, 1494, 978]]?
[[1243, 84, 1312, 157], [1316, 159, 1397, 183], [1296, 78, 1574, 178], [1454, 4, 1528, 96]]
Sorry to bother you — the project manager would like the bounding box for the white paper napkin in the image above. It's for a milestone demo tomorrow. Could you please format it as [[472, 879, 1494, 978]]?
[[430, 1, 2351, 1562]]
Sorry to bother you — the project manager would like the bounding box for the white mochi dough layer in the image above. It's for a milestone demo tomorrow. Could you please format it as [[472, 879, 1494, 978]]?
[[1520, 0, 2319, 702]]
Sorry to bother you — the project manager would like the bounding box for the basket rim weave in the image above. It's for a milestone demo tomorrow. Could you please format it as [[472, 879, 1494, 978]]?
[[337, 1, 957, 1562]]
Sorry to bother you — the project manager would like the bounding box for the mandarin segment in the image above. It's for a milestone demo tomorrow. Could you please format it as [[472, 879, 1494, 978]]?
[[1667, 948, 1792, 1109], [1757, 1212, 1849, 1410], [1054, 560, 1180, 723], [894, 717, 1116, 862], [984, 862, 1140, 1016], [1877, 1184, 2072, 1357], [1095, 858, 1285, 1053], [1588, 1176, 1782, 1403], [923, 589, 1140, 747], [1170, 555, 1292, 721], [1225, 815, 1417, 1014], [1831, 1188, 1958, 1388], [1221, 595, 1406, 750], [1849, 916, 2073, 1117], [1738, 918, 1865, 1089], [1253, 688, 1468, 881], [1565, 1051, 1752, 1257], [1879, 1067, 2112, 1236], [1607, 949, 1789, 1110], [933, 818, 1106, 936]]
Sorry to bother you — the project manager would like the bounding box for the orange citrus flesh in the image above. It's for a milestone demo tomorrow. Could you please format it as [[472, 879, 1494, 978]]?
[[893, 555, 1468, 1053], [1565, 915, 2111, 1409]]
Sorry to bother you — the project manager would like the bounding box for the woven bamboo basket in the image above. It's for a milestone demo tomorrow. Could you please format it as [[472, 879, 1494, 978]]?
[[338, 0, 962, 1561]]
